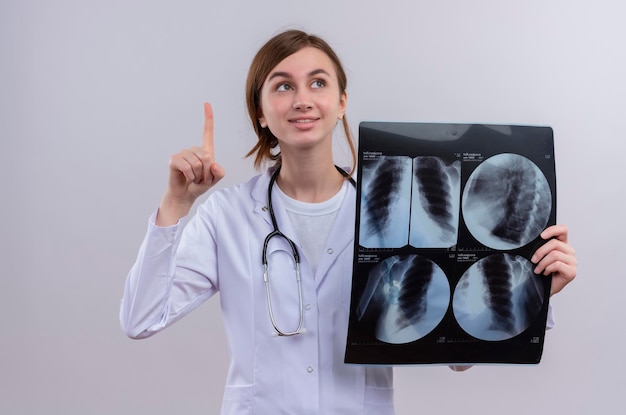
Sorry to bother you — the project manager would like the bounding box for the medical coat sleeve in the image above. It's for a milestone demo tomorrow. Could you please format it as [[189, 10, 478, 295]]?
[[120, 208, 219, 339]]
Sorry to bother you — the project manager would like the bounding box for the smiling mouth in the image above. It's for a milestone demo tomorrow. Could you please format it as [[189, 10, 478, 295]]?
[[290, 118, 319, 123]]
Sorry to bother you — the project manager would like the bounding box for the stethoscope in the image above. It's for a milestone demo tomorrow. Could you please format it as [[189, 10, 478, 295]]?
[[262, 165, 356, 336]]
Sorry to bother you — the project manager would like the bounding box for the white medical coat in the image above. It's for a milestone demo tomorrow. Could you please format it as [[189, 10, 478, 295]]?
[[120, 169, 394, 414]]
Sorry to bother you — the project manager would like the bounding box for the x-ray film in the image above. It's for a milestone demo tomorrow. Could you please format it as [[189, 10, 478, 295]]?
[[345, 122, 556, 365]]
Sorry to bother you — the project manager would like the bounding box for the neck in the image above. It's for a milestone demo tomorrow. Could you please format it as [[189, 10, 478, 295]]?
[[276, 156, 345, 203]]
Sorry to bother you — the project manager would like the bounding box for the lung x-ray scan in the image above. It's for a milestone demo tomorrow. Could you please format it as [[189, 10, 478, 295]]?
[[346, 122, 556, 365]]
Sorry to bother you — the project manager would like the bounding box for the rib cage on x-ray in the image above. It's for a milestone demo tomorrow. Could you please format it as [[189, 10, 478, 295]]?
[[357, 254, 450, 344], [359, 157, 412, 248], [462, 153, 552, 250], [410, 156, 461, 248], [452, 253, 545, 341]]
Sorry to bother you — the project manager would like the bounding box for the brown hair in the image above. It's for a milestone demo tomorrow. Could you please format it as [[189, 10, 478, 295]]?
[[245, 29, 357, 172]]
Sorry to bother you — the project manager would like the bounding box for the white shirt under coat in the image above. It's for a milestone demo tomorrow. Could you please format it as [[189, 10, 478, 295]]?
[[120, 168, 394, 415]]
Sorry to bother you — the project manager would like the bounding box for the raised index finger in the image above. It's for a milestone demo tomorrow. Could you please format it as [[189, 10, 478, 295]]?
[[203, 102, 214, 153]]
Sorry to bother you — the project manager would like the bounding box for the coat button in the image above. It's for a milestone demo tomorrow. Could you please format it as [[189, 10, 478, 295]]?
[[307, 366, 314, 373], [327, 248, 334, 254], [305, 304, 312, 310]]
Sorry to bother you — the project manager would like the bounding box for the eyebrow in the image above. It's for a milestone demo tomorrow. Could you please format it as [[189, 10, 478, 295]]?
[[268, 68, 331, 81]]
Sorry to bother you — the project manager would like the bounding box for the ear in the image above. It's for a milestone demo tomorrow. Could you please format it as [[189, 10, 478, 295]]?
[[257, 109, 267, 128], [337, 91, 347, 120]]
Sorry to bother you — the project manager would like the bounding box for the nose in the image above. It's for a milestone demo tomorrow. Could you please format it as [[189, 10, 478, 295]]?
[[292, 89, 313, 110]]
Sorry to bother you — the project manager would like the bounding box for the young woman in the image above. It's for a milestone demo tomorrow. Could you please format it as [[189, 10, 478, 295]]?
[[121, 30, 577, 414]]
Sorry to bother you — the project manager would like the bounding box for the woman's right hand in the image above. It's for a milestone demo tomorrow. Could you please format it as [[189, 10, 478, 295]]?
[[156, 103, 225, 226]]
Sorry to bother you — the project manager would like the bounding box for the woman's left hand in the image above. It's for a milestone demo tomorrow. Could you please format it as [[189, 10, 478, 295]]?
[[531, 224, 577, 296]]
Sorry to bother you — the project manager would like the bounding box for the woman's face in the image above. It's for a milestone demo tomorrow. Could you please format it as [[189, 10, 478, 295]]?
[[258, 47, 347, 153]]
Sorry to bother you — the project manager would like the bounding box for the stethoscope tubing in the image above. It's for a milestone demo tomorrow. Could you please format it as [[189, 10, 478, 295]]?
[[262, 166, 355, 337]]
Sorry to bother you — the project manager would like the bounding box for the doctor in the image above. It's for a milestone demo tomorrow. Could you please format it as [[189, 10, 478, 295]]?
[[120, 30, 577, 414]]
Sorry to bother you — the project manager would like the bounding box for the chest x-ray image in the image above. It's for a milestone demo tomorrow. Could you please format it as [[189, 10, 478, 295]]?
[[410, 156, 461, 248], [359, 156, 412, 248], [346, 122, 555, 365], [356, 254, 450, 344], [452, 253, 545, 341], [359, 155, 461, 249], [462, 153, 552, 250]]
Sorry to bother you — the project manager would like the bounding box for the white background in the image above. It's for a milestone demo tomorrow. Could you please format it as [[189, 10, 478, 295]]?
[[2, 0, 623, 413]]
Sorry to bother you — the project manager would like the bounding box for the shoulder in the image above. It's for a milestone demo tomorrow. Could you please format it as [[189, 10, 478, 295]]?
[[200, 169, 273, 212]]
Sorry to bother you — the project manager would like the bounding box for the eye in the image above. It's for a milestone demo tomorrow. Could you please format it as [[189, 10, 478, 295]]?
[[311, 79, 326, 89], [276, 83, 292, 92]]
